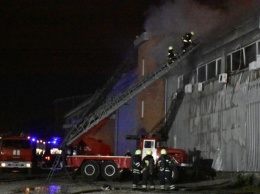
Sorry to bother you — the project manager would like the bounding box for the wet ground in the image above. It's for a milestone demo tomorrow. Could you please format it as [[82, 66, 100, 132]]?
[[1, 169, 260, 194]]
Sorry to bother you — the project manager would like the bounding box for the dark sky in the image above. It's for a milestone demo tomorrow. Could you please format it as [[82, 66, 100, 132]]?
[[0, 0, 157, 135], [1, 0, 257, 137]]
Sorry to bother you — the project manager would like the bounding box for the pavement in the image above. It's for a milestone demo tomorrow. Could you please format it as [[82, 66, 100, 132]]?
[[3, 170, 259, 194]]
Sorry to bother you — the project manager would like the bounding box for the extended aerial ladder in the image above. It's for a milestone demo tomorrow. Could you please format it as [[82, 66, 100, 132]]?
[[151, 89, 185, 139], [65, 44, 199, 146], [46, 43, 200, 182], [63, 52, 136, 128]]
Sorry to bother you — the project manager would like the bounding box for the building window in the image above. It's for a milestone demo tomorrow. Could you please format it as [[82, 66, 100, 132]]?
[[217, 59, 221, 75], [245, 43, 256, 67], [192, 70, 197, 84], [144, 140, 155, 148], [232, 49, 245, 71], [184, 72, 192, 85], [178, 75, 184, 89], [226, 55, 231, 73], [198, 65, 206, 82], [258, 41, 260, 55], [207, 60, 216, 80]]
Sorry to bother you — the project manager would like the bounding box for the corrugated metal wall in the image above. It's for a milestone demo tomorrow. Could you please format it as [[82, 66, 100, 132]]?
[[168, 71, 260, 172]]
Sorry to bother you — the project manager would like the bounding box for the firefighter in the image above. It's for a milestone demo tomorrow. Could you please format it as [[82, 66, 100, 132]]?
[[167, 46, 178, 64], [141, 149, 155, 190], [157, 149, 177, 191], [131, 149, 142, 190], [182, 31, 195, 53]]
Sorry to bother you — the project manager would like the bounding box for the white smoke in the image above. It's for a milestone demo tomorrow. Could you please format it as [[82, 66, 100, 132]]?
[[144, 0, 260, 40]]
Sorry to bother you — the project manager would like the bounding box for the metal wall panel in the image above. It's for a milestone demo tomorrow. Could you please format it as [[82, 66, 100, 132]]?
[[168, 72, 260, 172]]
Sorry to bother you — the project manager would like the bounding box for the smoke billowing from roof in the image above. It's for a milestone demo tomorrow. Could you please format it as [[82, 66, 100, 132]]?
[[144, 0, 260, 40]]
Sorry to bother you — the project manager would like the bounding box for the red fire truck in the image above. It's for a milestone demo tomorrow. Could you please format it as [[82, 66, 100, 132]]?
[[66, 135, 196, 181], [64, 43, 215, 181], [0, 134, 33, 174]]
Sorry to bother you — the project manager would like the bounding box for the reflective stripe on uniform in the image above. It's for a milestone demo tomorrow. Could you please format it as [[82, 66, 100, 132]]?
[[142, 185, 147, 189], [133, 169, 140, 174], [170, 185, 176, 190]]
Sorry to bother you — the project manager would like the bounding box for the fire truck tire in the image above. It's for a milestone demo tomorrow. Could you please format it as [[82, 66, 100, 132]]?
[[81, 161, 100, 181], [101, 161, 119, 181], [171, 165, 179, 181]]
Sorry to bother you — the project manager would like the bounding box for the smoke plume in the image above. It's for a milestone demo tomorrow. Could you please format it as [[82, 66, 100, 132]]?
[[144, 0, 260, 40]]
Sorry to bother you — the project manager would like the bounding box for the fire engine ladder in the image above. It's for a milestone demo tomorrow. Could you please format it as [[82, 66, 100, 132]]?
[[151, 89, 185, 138], [46, 59, 136, 183], [46, 44, 200, 182], [64, 56, 135, 125], [46, 135, 75, 182], [66, 44, 200, 146]]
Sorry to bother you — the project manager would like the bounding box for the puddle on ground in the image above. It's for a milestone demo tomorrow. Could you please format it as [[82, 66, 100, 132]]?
[[12, 185, 61, 194]]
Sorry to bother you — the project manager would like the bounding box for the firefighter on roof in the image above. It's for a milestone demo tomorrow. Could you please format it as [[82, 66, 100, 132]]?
[[141, 149, 155, 190], [182, 31, 195, 52], [158, 149, 177, 191], [167, 46, 178, 64], [131, 149, 142, 190]]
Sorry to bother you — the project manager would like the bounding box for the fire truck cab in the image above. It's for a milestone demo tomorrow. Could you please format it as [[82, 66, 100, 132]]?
[[140, 137, 192, 167], [0, 135, 33, 174]]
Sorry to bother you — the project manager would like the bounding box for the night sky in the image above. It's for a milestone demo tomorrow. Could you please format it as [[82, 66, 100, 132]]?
[[1, 0, 257, 137], [0, 0, 157, 136]]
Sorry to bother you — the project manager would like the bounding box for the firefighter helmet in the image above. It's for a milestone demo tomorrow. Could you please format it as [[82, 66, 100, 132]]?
[[135, 149, 141, 155], [191, 31, 194, 36], [146, 150, 152, 155], [168, 46, 173, 50], [161, 149, 167, 155]]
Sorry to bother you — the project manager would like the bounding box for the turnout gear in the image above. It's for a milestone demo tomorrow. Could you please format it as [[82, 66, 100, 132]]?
[[158, 153, 176, 191], [167, 46, 178, 64], [182, 31, 195, 53], [131, 150, 142, 190], [141, 153, 155, 190]]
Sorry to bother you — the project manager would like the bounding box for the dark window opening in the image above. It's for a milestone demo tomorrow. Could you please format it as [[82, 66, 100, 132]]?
[[226, 55, 231, 73], [192, 70, 197, 84], [184, 72, 192, 85], [245, 43, 256, 67], [178, 75, 183, 89], [217, 59, 221, 75], [198, 65, 206, 82], [144, 141, 154, 148], [232, 49, 244, 71], [207, 61, 216, 80], [258, 41, 260, 55]]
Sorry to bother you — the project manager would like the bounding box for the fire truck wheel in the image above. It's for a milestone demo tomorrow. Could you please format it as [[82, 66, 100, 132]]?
[[171, 165, 179, 181], [101, 161, 119, 181], [81, 160, 100, 181]]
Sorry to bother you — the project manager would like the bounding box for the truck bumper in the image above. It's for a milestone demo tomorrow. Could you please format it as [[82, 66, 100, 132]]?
[[0, 161, 32, 168]]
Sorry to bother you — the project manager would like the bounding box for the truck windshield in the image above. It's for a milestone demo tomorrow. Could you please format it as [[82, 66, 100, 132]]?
[[157, 141, 167, 148], [2, 140, 31, 149], [144, 140, 155, 148]]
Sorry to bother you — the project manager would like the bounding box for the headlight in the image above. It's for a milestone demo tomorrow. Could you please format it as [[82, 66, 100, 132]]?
[[26, 163, 31, 168], [1, 163, 6, 167]]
